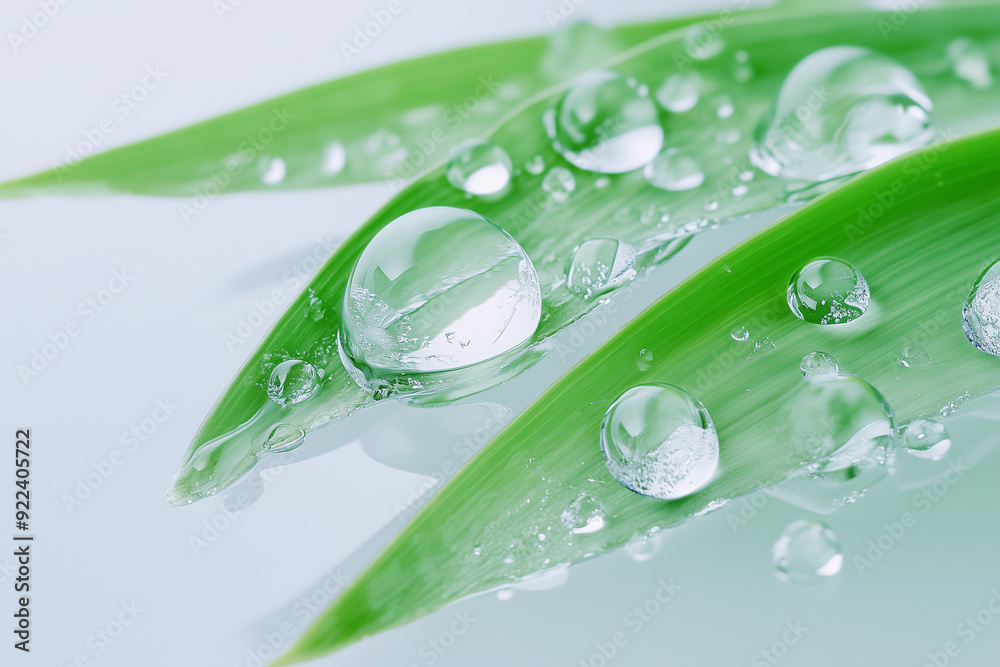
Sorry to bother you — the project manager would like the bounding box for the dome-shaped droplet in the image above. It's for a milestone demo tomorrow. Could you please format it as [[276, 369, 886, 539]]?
[[963, 257, 1000, 357], [730, 325, 749, 342], [566, 238, 637, 299], [799, 351, 840, 380], [898, 344, 931, 369], [787, 257, 870, 324], [636, 348, 654, 371], [655, 72, 700, 112], [902, 419, 951, 461], [624, 532, 661, 562], [600, 384, 719, 500], [264, 423, 306, 453], [542, 167, 576, 203], [446, 139, 513, 195], [343, 207, 541, 373], [781, 371, 894, 473], [772, 519, 842, 584], [560, 493, 607, 534], [266, 360, 318, 406], [751, 46, 934, 182], [545, 70, 663, 174], [644, 147, 704, 191], [947, 38, 993, 89]]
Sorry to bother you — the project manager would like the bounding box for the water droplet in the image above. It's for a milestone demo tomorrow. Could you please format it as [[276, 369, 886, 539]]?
[[545, 70, 663, 173], [714, 95, 734, 118], [772, 519, 842, 584], [496, 588, 515, 601], [780, 371, 895, 473], [525, 155, 545, 175], [566, 238, 637, 299], [306, 292, 325, 321], [560, 493, 607, 534], [731, 184, 749, 197], [264, 423, 305, 453], [730, 325, 749, 342], [636, 348, 654, 371], [746, 337, 775, 360], [716, 128, 742, 144], [446, 139, 512, 195], [684, 25, 724, 60], [644, 147, 705, 191], [732, 50, 754, 82], [266, 360, 318, 406], [787, 257, 870, 324], [902, 419, 951, 460], [601, 384, 719, 500], [655, 72, 700, 112], [343, 207, 541, 373], [259, 156, 286, 185], [624, 532, 661, 562], [542, 167, 577, 203], [595, 177, 611, 189], [751, 46, 934, 182], [322, 142, 346, 176], [947, 37, 993, 89], [898, 344, 930, 369], [738, 170, 755, 182], [963, 257, 1000, 357], [800, 351, 840, 380]]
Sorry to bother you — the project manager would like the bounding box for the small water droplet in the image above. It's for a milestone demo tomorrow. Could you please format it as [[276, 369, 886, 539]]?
[[560, 493, 607, 534], [322, 142, 346, 176], [566, 238, 637, 298], [496, 588, 515, 601], [731, 184, 749, 197], [542, 167, 577, 203], [963, 256, 1000, 357], [446, 138, 512, 195], [773, 519, 842, 584], [716, 128, 742, 144], [738, 170, 755, 182], [636, 348, 654, 371], [684, 25, 724, 60], [259, 156, 286, 185], [266, 360, 319, 406], [644, 147, 705, 191], [264, 423, 305, 453], [714, 95, 734, 118], [746, 337, 775, 361], [525, 155, 545, 175], [787, 257, 870, 324], [655, 72, 700, 112], [546, 70, 663, 173], [595, 176, 611, 189], [800, 352, 840, 380], [730, 325, 749, 342], [947, 37, 993, 89], [601, 384, 719, 500], [898, 344, 931, 369], [902, 419, 951, 460], [732, 50, 754, 82], [306, 292, 325, 321], [624, 532, 660, 562]]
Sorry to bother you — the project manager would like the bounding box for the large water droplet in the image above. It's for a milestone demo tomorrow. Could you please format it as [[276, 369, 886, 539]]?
[[566, 238, 637, 299], [787, 257, 870, 324], [772, 519, 842, 584], [545, 70, 663, 173], [600, 384, 719, 500], [780, 371, 894, 474], [655, 72, 699, 112], [751, 46, 934, 182], [560, 493, 607, 534], [963, 257, 1000, 357], [902, 419, 951, 461], [644, 147, 705, 191], [446, 139, 512, 195], [266, 360, 318, 406], [343, 207, 541, 373]]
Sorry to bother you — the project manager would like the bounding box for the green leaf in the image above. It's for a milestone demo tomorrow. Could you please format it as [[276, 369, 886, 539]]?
[[164, 5, 1000, 506], [278, 124, 1000, 664]]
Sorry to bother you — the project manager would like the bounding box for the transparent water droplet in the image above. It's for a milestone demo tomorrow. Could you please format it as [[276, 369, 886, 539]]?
[[800, 351, 840, 380], [542, 167, 577, 203], [525, 155, 545, 175], [266, 360, 318, 406], [730, 325, 749, 342], [560, 493, 607, 534], [545, 70, 663, 173], [306, 291, 326, 321], [780, 371, 895, 474], [601, 384, 719, 500], [566, 238, 637, 299], [902, 419, 951, 461], [343, 207, 541, 373], [772, 519, 842, 584], [684, 25, 724, 60], [738, 170, 755, 182], [787, 257, 870, 324], [259, 156, 286, 185], [624, 532, 660, 562], [636, 348, 654, 371], [731, 184, 749, 197], [496, 588, 515, 601], [746, 337, 775, 361], [655, 72, 700, 112], [751, 46, 934, 182], [644, 147, 704, 191], [595, 177, 611, 189], [264, 423, 305, 453], [732, 50, 754, 82], [962, 257, 1000, 357], [322, 142, 346, 176], [947, 37, 993, 89], [714, 95, 734, 118], [446, 139, 512, 195], [898, 344, 931, 369]]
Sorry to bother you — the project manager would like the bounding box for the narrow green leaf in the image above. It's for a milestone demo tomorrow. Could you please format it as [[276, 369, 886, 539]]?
[[279, 125, 1000, 664]]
